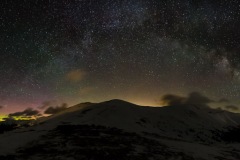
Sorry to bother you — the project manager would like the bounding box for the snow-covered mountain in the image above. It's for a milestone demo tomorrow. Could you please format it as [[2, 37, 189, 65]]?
[[0, 99, 240, 160]]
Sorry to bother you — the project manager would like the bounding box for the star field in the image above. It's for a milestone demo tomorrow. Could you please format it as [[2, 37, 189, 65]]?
[[1, 0, 240, 114]]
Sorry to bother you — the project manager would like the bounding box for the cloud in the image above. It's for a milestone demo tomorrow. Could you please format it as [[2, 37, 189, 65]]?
[[44, 103, 68, 115], [65, 69, 86, 83], [160, 92, 213, 107], [218, 98, 230, 103], [216, 107, 223, 110], [225, 105, 239, 111], [185, 92, 213, 106], [0, 106, 4, 109], [9, 108, 40, 117], [38, 101, 53, 110], [160, 94, 185, 106]]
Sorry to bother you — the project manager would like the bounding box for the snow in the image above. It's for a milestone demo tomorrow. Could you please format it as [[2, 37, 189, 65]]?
[[0, 99, 240, 159]]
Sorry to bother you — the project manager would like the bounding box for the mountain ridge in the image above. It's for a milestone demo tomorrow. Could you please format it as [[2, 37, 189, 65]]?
[[0, 99, 240, 159]]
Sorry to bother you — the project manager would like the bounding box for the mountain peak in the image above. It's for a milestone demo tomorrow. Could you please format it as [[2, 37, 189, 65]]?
[[103, 99, 137, 106]]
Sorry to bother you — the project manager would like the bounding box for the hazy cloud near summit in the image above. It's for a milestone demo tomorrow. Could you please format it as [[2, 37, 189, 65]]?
[[160, 92, 239, 111], [160, 92, 213, 107], [225, 105, 239, 111], [44, 103, 68, 114], [160, 94, 185, 106]]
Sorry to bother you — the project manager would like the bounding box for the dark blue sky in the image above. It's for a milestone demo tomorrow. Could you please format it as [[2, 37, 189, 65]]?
[[0, 0, 240, 114]]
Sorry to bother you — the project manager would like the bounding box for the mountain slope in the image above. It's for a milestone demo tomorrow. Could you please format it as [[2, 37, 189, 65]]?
[[36, 99, 240, 141], [0, 99, 240, 159]]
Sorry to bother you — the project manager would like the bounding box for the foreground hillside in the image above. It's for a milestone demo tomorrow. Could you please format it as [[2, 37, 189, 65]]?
[[0, 100, 240, 160]]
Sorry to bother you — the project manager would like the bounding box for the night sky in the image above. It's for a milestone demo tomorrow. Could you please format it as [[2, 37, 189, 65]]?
[[1, 0, 240, 115]]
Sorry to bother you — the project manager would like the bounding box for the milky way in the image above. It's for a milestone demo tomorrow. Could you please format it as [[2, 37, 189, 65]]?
[[0, 0, 240, 114]]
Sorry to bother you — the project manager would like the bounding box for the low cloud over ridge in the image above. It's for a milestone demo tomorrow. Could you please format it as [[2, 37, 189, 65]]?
[[44, 103, 68, 115], [160, 92, 213, 107], [9, 108, 40, 117], [225, 105, 239, 111]]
